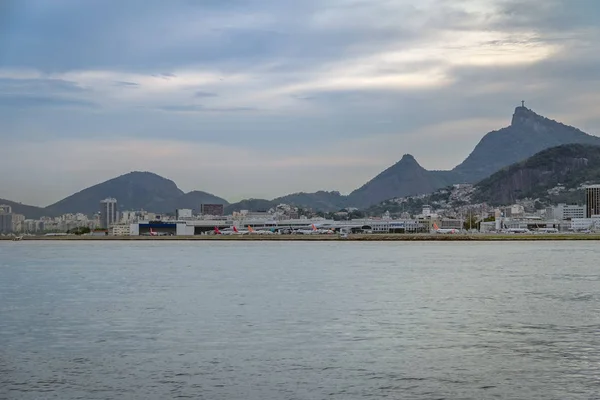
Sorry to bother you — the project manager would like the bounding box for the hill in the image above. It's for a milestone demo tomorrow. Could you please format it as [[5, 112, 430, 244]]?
[[7, 106, 600, 215], [44, 171, 185, 216], [224, 199, 276, 214], [453, 106, 600, 182], [342, 106, 600, 208], [274, 191, 349, 212], [0, 199, 46, 219], [225, 191, 351, 214], [347, 154, 455, 208], [145, 190, 229, 214], [473, 144, 600, 205]]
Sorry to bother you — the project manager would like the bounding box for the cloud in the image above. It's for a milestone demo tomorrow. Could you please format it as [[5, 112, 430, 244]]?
[[0, 94, 98, 109], [1, 0, 600, 205], [194, 91, 218, 98], [113, 81, 139, 87], [0, 77, 87, 93], [155, 104, 256, 113]]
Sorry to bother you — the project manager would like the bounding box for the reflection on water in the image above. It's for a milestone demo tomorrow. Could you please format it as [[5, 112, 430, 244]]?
[[1, 241, 600, 399]]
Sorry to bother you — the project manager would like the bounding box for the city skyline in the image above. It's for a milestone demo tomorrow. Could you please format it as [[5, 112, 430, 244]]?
[[1, 0, 600, 206]]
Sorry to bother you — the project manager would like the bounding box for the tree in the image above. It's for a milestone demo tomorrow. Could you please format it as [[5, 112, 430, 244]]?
[[68, 226, 91, 235], [463, 214, 479, 230]]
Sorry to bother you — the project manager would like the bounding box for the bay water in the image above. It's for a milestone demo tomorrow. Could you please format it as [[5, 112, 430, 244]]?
[[1, 241, 600, 399]]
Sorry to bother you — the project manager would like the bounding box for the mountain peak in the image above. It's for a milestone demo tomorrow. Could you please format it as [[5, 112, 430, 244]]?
[[118, 171, 166, 180], [511, 106, 545, 127], [44, 170, 185, 215], [453, 106, 600, 183], [398, 153, 419, 165]]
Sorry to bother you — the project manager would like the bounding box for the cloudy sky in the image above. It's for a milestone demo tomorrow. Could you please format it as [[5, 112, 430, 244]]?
[[1, 0, 599, 206]]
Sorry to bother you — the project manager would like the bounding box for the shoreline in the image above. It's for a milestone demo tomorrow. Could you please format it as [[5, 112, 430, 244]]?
[[3, 234, 600, 241]]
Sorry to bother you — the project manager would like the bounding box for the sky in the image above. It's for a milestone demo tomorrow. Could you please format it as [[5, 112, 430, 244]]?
[[1, 0, 600, 206]]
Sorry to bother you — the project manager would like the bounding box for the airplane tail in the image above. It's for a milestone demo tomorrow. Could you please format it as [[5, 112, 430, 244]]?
[[312, 224, 317, 231], [433, 222, 440, 230], [248, 226, 254, 233], [233, 226, 239, 233], [214, 227, 221, 234]]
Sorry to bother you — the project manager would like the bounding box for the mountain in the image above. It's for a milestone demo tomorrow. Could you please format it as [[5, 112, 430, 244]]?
[[0, 199, 46, 219], [274, 191, 349, 212], [225, 191, 351, 214], [44, 171, 185, 216], [8, 106, 600, 216], [347, 154, 455, 208], [341, 106, 600, 208], [453, 106, 600, 182], [473, 144, 600, 205], [145, 190, 229, 214], [224, 199, 276, 214]]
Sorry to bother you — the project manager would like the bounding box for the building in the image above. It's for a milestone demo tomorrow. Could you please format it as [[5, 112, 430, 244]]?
[[586, 185, 600, 217], [0, 213, 13, 233], [546, 204, 586, 220], [0, 213, 25, 233], [176, 209, 193, 220], [100, 198, 118, 229], [201, 204, 224, 216], [571, 216, 600, 232], [110, 224, 131, 236], [503, 204, 525, 218], [0, 204, 12, 214], [441, 219, 464, 230]]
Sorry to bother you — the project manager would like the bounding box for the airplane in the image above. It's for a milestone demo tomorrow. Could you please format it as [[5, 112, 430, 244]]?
[[247, 226, 274, 235], [313, 224, 335, 234], [292, 224, 334, 235], [503, 228, 531, 234], [432, 222, 458, 234], [233, 226, 250, 235], [214, 226, 236, 235], [214, 226, 252, 235], [142, 228, 171, 236]]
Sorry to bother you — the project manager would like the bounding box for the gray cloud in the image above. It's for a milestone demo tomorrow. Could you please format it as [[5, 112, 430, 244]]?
[[113, 81, 139, 87], [194, 91, 218, 98], [0, 77, 87, 93], [1, 0, 600, 204], [156, 105, 256, 113], [0, 94, 98, 109]]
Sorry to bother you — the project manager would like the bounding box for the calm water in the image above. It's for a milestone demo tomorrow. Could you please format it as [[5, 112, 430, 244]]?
[[1, 241, 600, 399]]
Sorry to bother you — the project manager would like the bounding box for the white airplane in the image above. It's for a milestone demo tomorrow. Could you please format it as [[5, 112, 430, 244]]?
[[214, 226, 249, 235], [247, 226, 275, 235], [502, 228, 531, 234], [536, 228, 559, 234], [233, 226, 251, 235], [432, 222, 458, 234], [142, 228, 171, 236], [293, 224, 334, 235]]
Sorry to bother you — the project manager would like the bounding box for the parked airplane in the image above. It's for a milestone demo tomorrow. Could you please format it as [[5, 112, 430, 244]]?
[[233, 226, 250, 235], [503, 228, 531, 234], [535, 228, 559, 234], [247, 226, 274, 235], [313, 224, 335, 234], [293, 224, 334, 235], [141, 228, 171, 236], [432, 222, 458, 234], [214, 227, 238, 235]]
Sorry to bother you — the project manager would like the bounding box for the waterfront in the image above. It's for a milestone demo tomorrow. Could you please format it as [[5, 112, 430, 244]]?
[[3, 233, 600, 241], [2, 241, 600, 399]]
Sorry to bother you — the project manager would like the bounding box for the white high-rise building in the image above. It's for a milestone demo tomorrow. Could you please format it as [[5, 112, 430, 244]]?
[[100, 198, 118, 229]]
